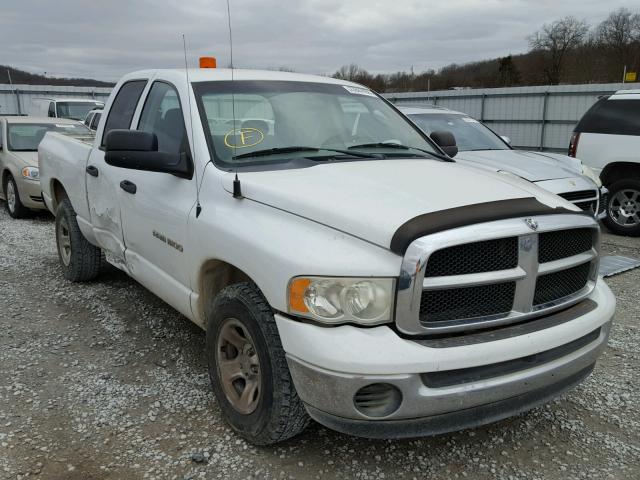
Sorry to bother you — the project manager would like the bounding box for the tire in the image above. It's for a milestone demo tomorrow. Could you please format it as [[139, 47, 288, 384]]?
[[55, 198, 102, 281], [3, 174, 31, 219], [603, 179, 640, 237], [205, 282, 310, 445]]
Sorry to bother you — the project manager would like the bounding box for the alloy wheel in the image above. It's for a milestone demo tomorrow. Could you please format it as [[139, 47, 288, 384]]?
[[6, 180, 16, 214], [609, 189, 640, 227], [216, 317, 262, 415], [57, 216, 72, 266]]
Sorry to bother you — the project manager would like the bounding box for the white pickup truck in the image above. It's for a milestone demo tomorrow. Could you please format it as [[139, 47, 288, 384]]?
[[39, 67, 616, 445]]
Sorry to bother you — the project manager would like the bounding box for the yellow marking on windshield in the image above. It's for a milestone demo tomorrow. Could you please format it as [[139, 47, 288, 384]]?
[[224, 128, 264, 148]]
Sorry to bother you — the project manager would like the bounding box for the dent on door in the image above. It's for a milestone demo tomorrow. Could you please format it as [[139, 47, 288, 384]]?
[[87, 174, 128, 270]]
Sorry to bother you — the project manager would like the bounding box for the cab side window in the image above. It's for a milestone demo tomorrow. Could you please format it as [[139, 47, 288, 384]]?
[[48, 102, 56, 118], [91, 112, 101, 131], [101, 80, 147, 146], [137, 82, 189, 156]]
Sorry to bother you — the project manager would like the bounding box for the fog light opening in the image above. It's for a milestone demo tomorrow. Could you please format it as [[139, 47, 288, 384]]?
[[353, 383, 402, 418]]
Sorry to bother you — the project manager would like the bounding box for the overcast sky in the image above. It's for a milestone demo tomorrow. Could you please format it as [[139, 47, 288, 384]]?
[[1, 0, 636, 82]]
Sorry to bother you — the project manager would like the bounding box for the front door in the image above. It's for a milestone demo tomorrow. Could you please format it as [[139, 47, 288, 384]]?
[[117, 81, 197, 318]]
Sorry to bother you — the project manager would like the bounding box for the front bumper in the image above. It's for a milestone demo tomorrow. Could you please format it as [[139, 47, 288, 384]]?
[[276, 280, 615, 438], [16, 177, 46, 210]]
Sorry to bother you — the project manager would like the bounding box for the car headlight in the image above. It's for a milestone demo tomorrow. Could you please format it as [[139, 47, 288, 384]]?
[[21, 166, 39, 180], [581, 163, 601, 187], [288, 277, 394, 325]]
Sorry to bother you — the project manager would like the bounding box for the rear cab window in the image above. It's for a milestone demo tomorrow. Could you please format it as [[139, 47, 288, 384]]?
[[101, 80, 148, 146], [576, 97, 640, 136]]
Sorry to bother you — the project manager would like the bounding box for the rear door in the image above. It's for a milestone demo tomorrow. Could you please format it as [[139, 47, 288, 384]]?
[[116, 80, 196, 317], [86, 79, 148, 268]]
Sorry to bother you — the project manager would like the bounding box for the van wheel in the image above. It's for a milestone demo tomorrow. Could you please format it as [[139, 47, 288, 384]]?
[[604, 179, 640, 237], [3, 174, 30, 218], [55, 198, 102, 281], [205, 283, 310, 445]]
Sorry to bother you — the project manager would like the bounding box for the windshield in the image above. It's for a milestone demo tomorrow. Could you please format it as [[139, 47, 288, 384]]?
[[193, 80, 439, 167], [7, 123, 91, 151], [56, 102, 103, 121], [407, 113, 509, 152]]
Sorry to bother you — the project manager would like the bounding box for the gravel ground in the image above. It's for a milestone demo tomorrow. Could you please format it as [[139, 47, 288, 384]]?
[[0, 206, 639, 480]]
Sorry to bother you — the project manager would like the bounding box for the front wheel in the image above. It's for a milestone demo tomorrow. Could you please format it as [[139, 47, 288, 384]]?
[[603, 179, 640, 237], [205, 283, 309, 445], [3, 174, 30, 218]]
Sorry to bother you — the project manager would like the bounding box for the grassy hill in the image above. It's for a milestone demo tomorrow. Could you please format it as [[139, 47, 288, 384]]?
[[0, 65, 114, 87]]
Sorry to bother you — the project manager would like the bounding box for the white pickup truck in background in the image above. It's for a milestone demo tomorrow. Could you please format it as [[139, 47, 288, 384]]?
[[38, 67, 615, 445]]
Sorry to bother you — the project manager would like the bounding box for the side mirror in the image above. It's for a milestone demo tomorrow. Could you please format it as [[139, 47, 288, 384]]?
[[104, 130, 192, 179], [430, 130, 458, 158], [501, 135, 511, 145]]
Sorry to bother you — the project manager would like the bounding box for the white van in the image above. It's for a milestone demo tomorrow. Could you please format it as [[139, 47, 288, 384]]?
[[31, 98, 105, 122]]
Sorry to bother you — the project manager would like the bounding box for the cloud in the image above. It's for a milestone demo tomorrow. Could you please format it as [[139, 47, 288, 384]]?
[[0, 0, 634, 81]]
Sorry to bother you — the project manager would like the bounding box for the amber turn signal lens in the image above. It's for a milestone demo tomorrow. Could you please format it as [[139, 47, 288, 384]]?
[[288, 278, 311, 313]]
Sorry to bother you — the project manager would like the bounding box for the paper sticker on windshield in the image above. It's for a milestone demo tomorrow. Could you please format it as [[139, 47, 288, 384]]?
[[342, 85, 376, 97], [224, 128, 264, 148], [462, 117, 479, 123], [55, 124, 75, 128]]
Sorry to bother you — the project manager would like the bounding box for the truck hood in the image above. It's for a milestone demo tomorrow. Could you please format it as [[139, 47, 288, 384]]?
[[455, 150, 582, 182], [222, 159, 577, 250], [7, 151, 38, 167]]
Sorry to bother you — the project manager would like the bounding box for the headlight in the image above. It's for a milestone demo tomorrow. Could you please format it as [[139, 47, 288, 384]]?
[[581, 164, 601, 188], [21, 167, 39, 180], [288, 277, 394, 325]]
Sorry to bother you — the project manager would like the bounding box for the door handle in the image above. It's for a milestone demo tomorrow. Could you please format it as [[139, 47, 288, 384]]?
[[86, 165, 99, 177], [120, 180, 137, 194]]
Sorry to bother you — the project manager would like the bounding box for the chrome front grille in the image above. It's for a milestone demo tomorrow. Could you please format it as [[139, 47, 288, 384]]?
[[558, 190, 599, 216], [533, 262, 592, 307], [419, 281, 516, 324], [424, 237, 518, 277], [538, 228, 594, 263], [396, 214, 600, 336]]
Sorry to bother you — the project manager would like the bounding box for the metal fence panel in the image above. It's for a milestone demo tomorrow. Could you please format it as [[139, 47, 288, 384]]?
[[386, 82, 640, 152], [0, 84, 112, 116]]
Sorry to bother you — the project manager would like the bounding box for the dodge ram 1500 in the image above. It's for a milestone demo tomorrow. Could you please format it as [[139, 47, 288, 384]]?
[[38, 67, 616, 445]]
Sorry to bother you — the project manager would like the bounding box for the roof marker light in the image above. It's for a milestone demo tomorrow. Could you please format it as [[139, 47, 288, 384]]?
[[199, 57, 217, 68]]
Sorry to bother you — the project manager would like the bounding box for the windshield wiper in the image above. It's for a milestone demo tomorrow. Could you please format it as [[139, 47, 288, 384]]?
[[348, 142, 454, 162], [233, 146, 376, 160]]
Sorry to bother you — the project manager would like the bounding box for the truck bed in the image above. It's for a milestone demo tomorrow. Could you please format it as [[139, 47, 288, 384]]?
[[38, 131, 94, 221]]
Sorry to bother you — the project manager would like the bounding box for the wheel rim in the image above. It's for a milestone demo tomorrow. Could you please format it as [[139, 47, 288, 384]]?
[[216, 318, 261, 415], [6, 180, 16, 213], [57, 216, 72, 266], [609, 189, 640, 227]]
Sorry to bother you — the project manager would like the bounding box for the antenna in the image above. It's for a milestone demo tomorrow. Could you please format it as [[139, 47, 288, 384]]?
[[226, 0, 242, 198], [183, 34, 203, 217]]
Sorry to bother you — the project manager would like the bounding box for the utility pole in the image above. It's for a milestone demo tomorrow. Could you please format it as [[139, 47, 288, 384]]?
[[7, 69, 22, 115], [622, 65, 627, 84]]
